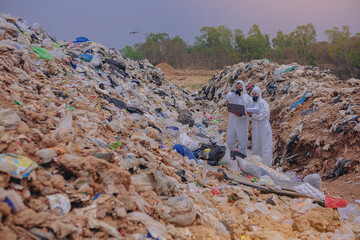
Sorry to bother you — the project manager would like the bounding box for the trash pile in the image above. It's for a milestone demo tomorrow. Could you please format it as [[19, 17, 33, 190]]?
[[0, 14, 360, 239], [200, 60, 360, 176]]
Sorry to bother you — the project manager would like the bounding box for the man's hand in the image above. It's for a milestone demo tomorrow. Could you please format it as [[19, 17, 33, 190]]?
[[224, 90, 229, 95], [232, 111, 242, 117], [248, 112, 253, 117]]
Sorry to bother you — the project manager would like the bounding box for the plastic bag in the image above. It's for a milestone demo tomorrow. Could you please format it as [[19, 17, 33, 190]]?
[[31, 46, 54, 61], [325, 195, 348, 209], [154, 170, 176, 197], [331, 228, 355, 240], [158, 195, 196, 227], [177, 133, 202, 151], [294, 182, 325, 200], [52, 113, 76, 141], [46, 194, 71, 216], [0, 187, 25, 211], [131, 173, 157, 192], [49, 49, 66, 60], [129, 191, 152, 214], [91, 54, 102, 67], [36, 149, 57, 164], [245, 155, 268, 165], [0, 153, 38, 179], [166, 126, 180, 138], [338, 203, 360, 220], [304, 173, 322, 189], [128, 211, 167, 237], [42, 38, 53, 48], [173, 144, 196, 160]]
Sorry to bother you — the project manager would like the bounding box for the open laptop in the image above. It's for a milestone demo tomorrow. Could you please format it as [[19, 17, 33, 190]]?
[[227, 103, 246, 115]]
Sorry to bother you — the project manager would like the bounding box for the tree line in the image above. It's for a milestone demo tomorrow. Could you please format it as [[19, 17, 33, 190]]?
[[120, 24, 360, 78]]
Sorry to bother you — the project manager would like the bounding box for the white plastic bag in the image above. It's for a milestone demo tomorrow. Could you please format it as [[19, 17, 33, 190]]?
[[294, 183, 325, 200], [177, 133, 202, 152], [338, 203, 360, 220], [46, 194, 71, 216]]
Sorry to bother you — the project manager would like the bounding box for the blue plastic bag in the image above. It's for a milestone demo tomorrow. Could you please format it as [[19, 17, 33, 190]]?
[[73, 37, 89, 43], [173, 144, 196, 160], [78, 53, 93, 62], [290, 92, 310, 110]]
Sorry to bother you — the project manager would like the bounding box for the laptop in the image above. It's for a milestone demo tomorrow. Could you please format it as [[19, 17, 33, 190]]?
[[227, 103, 246, 115]]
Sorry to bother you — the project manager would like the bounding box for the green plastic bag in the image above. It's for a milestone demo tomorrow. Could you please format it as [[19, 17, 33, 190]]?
[[31, 46, 54, 61]]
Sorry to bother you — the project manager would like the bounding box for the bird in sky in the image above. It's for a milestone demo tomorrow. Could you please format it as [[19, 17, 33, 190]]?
[[129, 31, 139, 35]]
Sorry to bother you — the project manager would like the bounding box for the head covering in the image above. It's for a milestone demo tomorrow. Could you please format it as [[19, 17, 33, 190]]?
[[233, 80, 247, 95], [251, 86, 262, 99]]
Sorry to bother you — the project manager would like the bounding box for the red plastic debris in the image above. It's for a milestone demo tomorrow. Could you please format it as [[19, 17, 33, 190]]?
[[325, 195, 348, 209]]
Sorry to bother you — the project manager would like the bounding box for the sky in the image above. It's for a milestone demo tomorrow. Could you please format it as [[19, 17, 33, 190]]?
[[1, 0, 359, 49]]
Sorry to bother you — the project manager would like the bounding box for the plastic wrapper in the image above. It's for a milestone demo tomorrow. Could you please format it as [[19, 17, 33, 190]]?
[[0, 153, 38, 179]]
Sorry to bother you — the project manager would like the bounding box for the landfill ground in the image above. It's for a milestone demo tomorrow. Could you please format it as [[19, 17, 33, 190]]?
[[155, 63, 218, 90], [0, 13, 360, 240], [160, 65, 360, 203]]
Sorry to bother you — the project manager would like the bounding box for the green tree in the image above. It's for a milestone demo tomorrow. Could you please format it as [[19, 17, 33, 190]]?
[[325, 26, 350, 43], [290, 23, 317, 59], [245, 24, 270, 60], [120, 45, 140, 60], [272, 30, 293, 49], [145, 33, 170, 43], [234, 29, 246, 54], [195, 25, 233, 50]]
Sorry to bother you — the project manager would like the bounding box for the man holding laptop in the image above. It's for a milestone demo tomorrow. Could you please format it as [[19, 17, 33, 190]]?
[[223, 80, 252, 157]]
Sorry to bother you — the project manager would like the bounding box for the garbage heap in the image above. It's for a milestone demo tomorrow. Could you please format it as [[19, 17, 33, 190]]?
[[0, 14, 360, 240], [199, 60, 360, 175]]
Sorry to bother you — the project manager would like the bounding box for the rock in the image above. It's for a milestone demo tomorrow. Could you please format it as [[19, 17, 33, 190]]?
[[178, 109, 194, 127], [355, 123, 360, 132], [0, 201, 12, 216], [39, 135, 58, 148], [293, 207, 340, 233], [11, 208, 49, 228], [16, 121, 30, 134], [0, 126, 4, 138], [0, 227, 17, 240], [0, 108, 20, 130], [323, 144, 330, 151], [36, 149, 57, 164]]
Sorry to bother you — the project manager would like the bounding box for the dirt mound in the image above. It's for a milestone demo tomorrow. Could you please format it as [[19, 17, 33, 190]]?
[[156, 62, 175, 74]]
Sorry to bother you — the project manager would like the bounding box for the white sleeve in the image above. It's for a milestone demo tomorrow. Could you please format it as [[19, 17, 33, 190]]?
[[252, 101, 270, 121], [223, 92, 234, 101]]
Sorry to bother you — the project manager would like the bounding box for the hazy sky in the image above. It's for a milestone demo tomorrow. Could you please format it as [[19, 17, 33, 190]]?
[[1, 0, 359, 49]]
